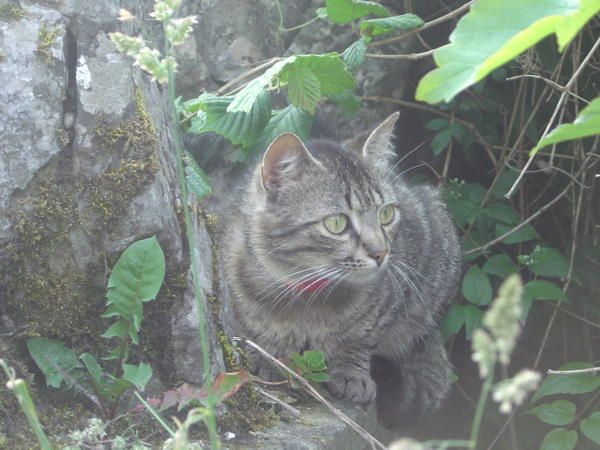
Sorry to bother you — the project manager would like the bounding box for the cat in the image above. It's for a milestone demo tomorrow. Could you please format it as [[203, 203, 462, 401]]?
[[222, 112, 461, 426]]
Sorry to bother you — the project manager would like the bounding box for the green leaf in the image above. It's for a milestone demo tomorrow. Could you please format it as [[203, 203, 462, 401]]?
[[441, 304, 466, 340], [102, 236, 165, 332], [302, 350, 327, 372], [342, 38, 368, 71], [307, 371, 330, 383], [482, 254, 519, 278], [228, 58, 291, 113], [122, 363, 152, 391], [324, 0, 390, 24], [101, 318, 129, 340], [524, 280, 567, 301], [290, 352, 309, 373], [521, 246, 569, 278], [462, 266, 493, 305], [495, 223, 540, 244], [526, 400, 576, 425], [360, 14, 424, 37], [532, 96, 600, 155], [581, 412, 600, 444], [415, 0, 599, 104], [80, 353, 103, 386], [328, 90, 361, 117], [532, 362, 600, 403], [481, 203, 520, 225], [27, 338, 83, 389], [425, 118, 449, 131], [183, 152, 212, 199], [540, 428, 578, 450], [249, 105, 313, 156], [431, 129, 452, 155], [103, 378, 136, 399], [286, 65, 322, 113], [191, 92, 272, 148], [211, 371, 250, 404], [286, 54, 355, 96], [463, 305, 483, 339]]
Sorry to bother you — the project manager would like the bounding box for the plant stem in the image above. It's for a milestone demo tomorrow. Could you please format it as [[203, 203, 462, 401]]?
[[164, 31, 219, 450], [134, 391, 176, 437], [469, 368, 494, 450]]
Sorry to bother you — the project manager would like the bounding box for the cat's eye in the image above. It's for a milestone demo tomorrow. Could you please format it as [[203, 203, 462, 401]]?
[[378, 205, 395, 225], [324, 214, 348, 234]]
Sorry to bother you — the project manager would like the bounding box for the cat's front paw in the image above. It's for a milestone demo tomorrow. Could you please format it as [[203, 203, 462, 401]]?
[[327, 368, 376, 405], [399, 363, 450, 418]]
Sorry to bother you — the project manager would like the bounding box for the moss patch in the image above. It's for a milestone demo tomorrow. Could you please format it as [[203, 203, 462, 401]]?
[[36, 23, 59, 65], [0, 2, 24, 21]]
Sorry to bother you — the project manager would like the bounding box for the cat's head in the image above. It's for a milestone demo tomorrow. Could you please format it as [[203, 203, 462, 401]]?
[[248, 113, 402, 287]]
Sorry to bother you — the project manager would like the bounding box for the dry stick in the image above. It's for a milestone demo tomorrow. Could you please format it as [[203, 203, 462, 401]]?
[[216, 57, 282, 95], [253, 386, 302, 418], [549, 303, 600, 331], [506, 36, 600, 198], [370, 0, 475, 47], [233, 337, 387, 450], [506, 74, 590, 104], [365, 48, 436, 60], [361, 95, 498, 165], [547, 367, 600, 375]]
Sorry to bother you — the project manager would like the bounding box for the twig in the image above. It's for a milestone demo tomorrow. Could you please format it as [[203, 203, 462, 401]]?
[[216, 57, 282, 95], [370, 0, 475, 47], [547, 367, 600, 375], [365, 48, 436, 60], [506, 36, 600, 198], [546, 303, 600, 330], [253, 386, 302, 418], [233, 337, 387, 450], [506, 74, 590, 104]]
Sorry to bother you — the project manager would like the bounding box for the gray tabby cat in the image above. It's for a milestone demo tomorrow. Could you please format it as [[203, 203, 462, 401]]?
[[223, 112, 461, 426]]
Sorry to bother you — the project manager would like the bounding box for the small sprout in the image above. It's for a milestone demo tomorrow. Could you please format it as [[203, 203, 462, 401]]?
[[492, 369, 541, 414]]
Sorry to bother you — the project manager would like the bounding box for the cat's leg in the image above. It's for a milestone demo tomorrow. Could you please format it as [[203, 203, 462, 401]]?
[[324, 342, 377, 405], [373, 329, 451, 427]]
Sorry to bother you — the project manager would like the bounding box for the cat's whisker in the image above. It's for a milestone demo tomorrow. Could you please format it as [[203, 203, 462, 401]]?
[[390, 162, 426, 184], [386, 268, 409, 322], [383, 139, 429, 184], [321, 271, 350, 305], [391, 264, 432, 321], [286, 267, 340, 312], [269, 266, 336, 314], [304, 269, 344, 310], [255, 264, 329, 300]]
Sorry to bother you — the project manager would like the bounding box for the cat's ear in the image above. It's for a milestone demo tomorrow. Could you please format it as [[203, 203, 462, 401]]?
[[362, 112, 399, 166], [260, 133, 321, 192]]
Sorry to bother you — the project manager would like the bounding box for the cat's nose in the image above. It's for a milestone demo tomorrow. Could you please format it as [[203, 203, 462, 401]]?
[[369, 249, 388, 266]]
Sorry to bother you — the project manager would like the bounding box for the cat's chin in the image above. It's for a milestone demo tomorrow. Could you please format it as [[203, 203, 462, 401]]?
[[344, 267, 385, 284]]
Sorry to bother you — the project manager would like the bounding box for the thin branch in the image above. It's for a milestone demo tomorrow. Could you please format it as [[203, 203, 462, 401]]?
[[547, 367, 600, 375], [253, 386, 302, 418], [370, 0, 475, 47], [233, 337, 387, 450], [506, 74, 590, 104], [365, 48, 436, 60], [216, 57, 282, 95], [506, 36, 600, 198]]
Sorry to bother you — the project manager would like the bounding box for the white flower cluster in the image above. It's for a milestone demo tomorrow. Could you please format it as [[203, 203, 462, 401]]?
[[492, 369, 541, 414], [109, 1, 197, 84], [471, 274, 523, 377]]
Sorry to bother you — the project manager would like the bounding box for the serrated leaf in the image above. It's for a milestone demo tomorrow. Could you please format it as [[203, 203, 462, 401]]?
[[228, 58, 292, 113], [482, 254, 518, 278], [122, 363, 152, 391], [342, 38, 367, 71], [324, 0, 390, 24], [441, 303, 466, 340], [481, 203, 520, 225], [184, 152, 212, 199], [360, 13, 424, 37], [540, 428, 578, 450], [495, 223, 540, 244], [526, 400, 576, 425], [286, 65, 321, 113], [249, 105, 313, 156], [101, 318, 129, 340], [462, 266, 493, 305], [523, 246, 569, 278], [303, 350, 327, 372], [288, 54, 355, 95], [532, 96, 600, 155], [524, 280, 566, 301], [103, 237, 165, 331], [532, 362, 600, 403], [416, 0, 599, 104], [27, 338, 83, 389], [104, 378, 136, 398], [80, 353, 103, 386], [192, 92, 272, 148], [581, 412, 600, 444]]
